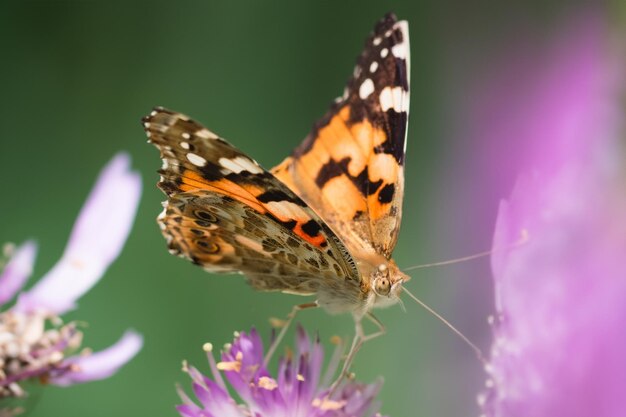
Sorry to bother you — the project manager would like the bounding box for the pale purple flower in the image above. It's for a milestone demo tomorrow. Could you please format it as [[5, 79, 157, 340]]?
[[0, 153, 143, 401], [178, 327, 387, 417], [14, 153, 142, 314], [477, 13, 626, 417]]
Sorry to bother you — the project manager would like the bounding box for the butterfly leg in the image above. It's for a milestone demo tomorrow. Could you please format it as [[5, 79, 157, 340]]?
[[362, 312, 386, 342], [329, 312, 386, 395], [263, 301, 318, 367]]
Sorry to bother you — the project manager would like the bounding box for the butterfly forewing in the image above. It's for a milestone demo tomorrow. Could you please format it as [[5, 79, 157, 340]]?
[[271, 13, 410, 259], [143, 108, 360, 290]]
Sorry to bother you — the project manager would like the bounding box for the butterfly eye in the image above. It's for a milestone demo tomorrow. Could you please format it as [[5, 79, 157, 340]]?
[[374, 276, 391, 296]]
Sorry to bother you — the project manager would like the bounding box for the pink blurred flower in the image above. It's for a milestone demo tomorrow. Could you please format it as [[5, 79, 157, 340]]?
[[478, 13, 626, 417], [0, 153, 143, 401]]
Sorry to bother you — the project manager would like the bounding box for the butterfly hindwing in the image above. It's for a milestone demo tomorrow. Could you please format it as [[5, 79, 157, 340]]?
[[272, 13, 410, 259], [159, 191, 361, 295], [143, 108, 360, 289]]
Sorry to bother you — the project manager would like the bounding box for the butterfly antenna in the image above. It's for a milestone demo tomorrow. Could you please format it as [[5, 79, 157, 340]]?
[[403, 250, 492, 271], [401, 286, 487, 365], [403, 229, 529, 272]]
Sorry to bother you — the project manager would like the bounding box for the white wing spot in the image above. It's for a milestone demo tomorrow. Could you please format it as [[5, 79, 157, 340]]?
[[369, 61, 378, 73], [218, 156, 263, 174], [195, 129, 218, 140], [380, 48, 388, 58], [391, 43, 407, 59], [373, 36, 382, 46], [143, 122, 150, 128], [181, 132, 191, 139], [265, 200, 308, 221], [359, 78, 375, 99], [180, 141, 190, 150], [187, 153, 207, 167], [379, 86, 408, 112], [150, 110, 157, 116], [385, 29, 393, 37]]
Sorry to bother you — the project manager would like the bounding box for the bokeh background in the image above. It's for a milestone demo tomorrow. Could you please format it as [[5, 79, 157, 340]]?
[[1, 1, 623, 416]]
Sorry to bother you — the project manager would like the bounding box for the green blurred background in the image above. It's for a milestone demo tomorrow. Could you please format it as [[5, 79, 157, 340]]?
[[1, 1, 620, 416]]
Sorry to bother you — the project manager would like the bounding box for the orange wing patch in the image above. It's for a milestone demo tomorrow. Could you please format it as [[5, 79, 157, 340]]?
[[176, 170, 268, 213], [176, 169, 323, 238], [272, 102, 405, 256]]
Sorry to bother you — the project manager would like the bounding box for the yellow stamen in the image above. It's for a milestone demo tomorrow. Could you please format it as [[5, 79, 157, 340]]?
[[258, 376, 278, 390]]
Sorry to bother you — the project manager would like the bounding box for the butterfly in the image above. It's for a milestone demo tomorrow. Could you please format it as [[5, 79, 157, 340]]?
[[143, 13, 410, 376]]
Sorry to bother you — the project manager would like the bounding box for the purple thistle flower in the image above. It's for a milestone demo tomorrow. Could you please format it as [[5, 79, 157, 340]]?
[[477, 13, 626, 417], [177, 327, 387, 417], [0, 153, 143, 402]]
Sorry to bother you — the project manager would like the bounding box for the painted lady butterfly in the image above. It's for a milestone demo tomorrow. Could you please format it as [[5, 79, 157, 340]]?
[[143, 13, 410, 373]]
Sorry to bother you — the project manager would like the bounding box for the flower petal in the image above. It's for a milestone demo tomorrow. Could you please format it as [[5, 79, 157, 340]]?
[[51, 330, 143, 386], [0, 241, 37, 306], [176, 404, 210, 417], [14, 153, 142, 314]]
